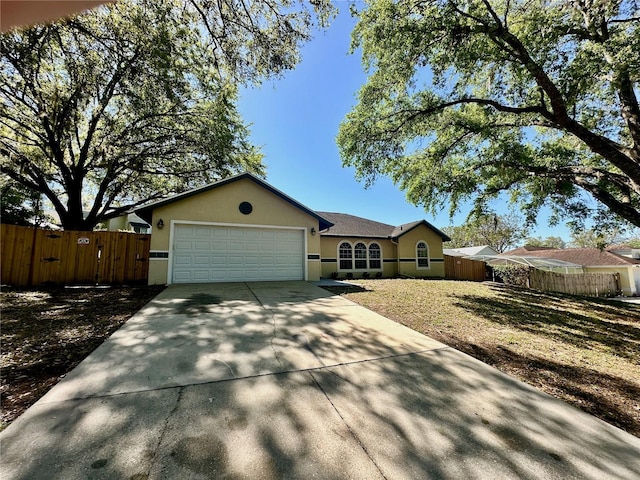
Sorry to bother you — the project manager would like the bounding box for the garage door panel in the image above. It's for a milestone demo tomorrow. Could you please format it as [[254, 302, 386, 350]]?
[[194, 241, 211, 251], [174, 240, 194, 251], [192, 270, 211, 281], [194, 255, 210, 266], [229, 243, 245, 252], [245, 241, 260, 252], [195, 227, 213, 237], [175, 226, 195, 238], [173, 255, 193, 266]]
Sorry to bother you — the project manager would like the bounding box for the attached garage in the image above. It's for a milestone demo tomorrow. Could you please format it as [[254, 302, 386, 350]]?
[[171, 224, 305, 283], [136, 173, 333, 285]]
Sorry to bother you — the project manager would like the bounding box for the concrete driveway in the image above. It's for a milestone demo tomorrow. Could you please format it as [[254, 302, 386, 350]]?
[[2, 281, 639, 479]]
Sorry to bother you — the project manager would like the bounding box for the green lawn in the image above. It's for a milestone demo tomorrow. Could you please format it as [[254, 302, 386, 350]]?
[[326, 279, 640, 437]]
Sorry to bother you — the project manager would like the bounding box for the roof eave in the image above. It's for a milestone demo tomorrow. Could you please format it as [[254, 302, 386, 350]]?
[[319, 233, 391, 239]]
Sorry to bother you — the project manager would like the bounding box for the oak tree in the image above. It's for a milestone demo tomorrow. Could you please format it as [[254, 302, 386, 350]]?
[[442, 212, 527, 252], [1, 0, 332, 230], [338, 0, 640, 229]]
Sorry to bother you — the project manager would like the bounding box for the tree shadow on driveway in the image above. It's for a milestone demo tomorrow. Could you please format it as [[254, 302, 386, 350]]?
[[1, 281, 639, 479]]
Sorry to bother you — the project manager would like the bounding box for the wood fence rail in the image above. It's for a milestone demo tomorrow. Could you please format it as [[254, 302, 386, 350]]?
[[1, 224, 150, 287], [529, 268, 620, 297], [444, 255, 487, 282]]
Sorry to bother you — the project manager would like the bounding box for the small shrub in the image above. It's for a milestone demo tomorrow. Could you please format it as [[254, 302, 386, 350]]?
[[375, 271, 383, 278], [330, 272, 338, 280], [492, 265, 530, 287], [362, 272, 371, 279], [346, 272, 354, 280]]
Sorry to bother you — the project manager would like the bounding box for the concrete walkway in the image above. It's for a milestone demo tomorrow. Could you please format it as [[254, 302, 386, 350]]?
[[2, 281, 639, 479]]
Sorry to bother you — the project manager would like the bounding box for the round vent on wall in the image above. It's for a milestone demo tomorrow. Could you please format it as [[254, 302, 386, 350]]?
[[239, 201, 253, 215]]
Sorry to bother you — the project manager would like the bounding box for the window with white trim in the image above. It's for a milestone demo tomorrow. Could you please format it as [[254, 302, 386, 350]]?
[[354, 242, 367, 269], [416, 241, 430, 269], [369, 243, 381, 269], [337, 241, 383, 270], [339, 242, 353, 269]]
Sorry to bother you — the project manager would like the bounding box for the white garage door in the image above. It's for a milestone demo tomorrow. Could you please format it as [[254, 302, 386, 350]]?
[[172, 225, 304, 283]]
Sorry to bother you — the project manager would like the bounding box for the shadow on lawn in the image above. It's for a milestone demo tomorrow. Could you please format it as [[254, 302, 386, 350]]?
[[449, 284, 640, 437], [454, 284, 640, 361]]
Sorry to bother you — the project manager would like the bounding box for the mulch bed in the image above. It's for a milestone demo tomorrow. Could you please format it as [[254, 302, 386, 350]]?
[[1, 285, 165, 429]]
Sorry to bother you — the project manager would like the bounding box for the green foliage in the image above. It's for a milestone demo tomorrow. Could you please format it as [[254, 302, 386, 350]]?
[[524, 236, 567, 249], [569, 228, 628, 249], [0, 178, 49, 226], [626, 238, 640, 248], [338, 0, 640, 230], [491, 265, 530, 287], [443, 212, 527, 252], [1, 0, 333, 230]]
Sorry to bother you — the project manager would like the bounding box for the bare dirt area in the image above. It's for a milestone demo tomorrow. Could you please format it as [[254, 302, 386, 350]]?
[[0, 285, 165, 430], [325, 279, 640, 438]]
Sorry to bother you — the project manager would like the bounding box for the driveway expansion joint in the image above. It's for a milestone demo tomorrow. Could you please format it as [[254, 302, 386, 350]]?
[[244, 282, 285, 368], [145, 385, 184, 478], [307, 370, 389, 480]]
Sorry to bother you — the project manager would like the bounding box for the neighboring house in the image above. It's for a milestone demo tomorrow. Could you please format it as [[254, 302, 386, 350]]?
[[135, 173, 450, 285], [503, 247, 640, 296], [443, 245, 499, 257], [104, 212, 151, 233], [607, 244, 640, 260]]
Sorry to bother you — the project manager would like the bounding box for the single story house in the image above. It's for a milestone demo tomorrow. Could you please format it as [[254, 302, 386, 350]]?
[[135, 173, 450, 285], [503, 246, 640, 296]]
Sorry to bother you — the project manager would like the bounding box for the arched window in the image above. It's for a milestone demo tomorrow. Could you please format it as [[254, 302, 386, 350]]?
[[338, 241, 383, 271], [339, 242, 352, 269], [354, 242, 367, 269], [369, 243, 381, 269], [416, 241, 429, 269]]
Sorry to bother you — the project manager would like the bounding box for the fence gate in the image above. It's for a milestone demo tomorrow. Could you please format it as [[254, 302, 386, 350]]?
[[444, 255, 487, 282], [1, 224, 150, 286]]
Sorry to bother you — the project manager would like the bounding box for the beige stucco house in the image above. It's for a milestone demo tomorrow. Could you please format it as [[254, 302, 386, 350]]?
[[135, 173, 450, 285]]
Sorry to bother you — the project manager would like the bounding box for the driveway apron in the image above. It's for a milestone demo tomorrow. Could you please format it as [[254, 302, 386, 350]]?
[[1, 281, 639, 479]]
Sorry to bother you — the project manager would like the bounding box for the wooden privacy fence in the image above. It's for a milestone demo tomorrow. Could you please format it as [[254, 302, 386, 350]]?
[[444, 255, 486, 282], [1, 224, 150, 287], [529, 268, 620, 297]]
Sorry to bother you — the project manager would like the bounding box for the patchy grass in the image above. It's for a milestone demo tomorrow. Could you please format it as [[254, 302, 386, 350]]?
[[0, 285, 165, 430], [326, 279, 640, 437]]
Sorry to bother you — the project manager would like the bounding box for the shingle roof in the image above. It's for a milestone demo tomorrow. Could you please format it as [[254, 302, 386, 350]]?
[[506, 246, 558, 255], [317, 212, 450, 241], [501, 247, 640, 266], [317, 212, 396, 238]]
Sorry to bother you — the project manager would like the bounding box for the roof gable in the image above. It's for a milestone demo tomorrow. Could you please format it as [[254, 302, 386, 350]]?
[[136, 172, 333, 230], [391, 220, 451, 241]]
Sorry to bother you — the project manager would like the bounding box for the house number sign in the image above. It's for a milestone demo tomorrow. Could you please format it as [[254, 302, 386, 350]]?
[[77, 237, 90, 245]]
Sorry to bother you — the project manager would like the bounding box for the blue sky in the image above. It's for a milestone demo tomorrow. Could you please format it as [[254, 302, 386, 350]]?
[[238, 7, 574, 241]]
